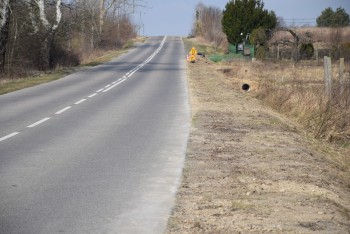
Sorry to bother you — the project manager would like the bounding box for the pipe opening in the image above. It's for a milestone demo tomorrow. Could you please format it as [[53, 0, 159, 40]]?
[[242, 83, 250, 91]]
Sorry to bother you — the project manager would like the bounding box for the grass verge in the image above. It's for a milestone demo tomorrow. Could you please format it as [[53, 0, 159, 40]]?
[[167, 37, 350, 233]]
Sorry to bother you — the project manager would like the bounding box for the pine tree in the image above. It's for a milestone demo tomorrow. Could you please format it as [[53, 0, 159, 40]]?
[[317, 7, 350, 27]]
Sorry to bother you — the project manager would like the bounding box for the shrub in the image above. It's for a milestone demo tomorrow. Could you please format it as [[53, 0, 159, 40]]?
[[299, 43, 314, 60], [255, 46, 266, 60], [340, 43, 350, 60], [250, 27, 268, 46]]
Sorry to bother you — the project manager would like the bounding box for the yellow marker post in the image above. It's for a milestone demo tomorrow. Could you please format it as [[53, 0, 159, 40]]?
[[190, 47, 197, 55], [189, 54, 196, 63], [188, 47, 197, 63]]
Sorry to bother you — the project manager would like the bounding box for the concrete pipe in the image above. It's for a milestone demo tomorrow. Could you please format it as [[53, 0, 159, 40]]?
[[242, 83, 250, 91]]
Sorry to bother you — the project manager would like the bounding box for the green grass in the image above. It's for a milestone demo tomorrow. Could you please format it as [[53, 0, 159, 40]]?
[[183, 37, 249, 62], [0, 51, 123, 95], [0, 68, 80, 95]]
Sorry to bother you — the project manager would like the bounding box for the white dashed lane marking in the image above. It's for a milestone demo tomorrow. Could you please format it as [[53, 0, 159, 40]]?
[[88, 93, 98, 98], [75, 99, 87, 105], [27, 117, 51, 128], [0, 132, 20, 142], [55, 106, 72, 115], [0, 36, 167, 143]]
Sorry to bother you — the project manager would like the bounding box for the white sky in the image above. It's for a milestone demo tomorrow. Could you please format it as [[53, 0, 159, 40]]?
[[134, 0, 350, 36]]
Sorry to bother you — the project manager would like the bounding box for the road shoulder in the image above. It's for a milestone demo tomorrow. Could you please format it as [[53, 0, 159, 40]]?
[[166, 56, 350, 233]]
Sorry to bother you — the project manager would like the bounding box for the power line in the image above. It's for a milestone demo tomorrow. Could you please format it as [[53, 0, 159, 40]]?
[[283, 18, 316, 21]]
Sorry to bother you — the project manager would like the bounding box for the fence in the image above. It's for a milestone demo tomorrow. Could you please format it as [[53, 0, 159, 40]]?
[[323, 56, 350, 102], [264, 45, 350, 62], [208, 43, 255, 62]]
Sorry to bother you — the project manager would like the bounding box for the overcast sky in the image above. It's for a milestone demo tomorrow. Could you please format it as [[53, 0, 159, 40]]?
[[134, 0, 350, 36]]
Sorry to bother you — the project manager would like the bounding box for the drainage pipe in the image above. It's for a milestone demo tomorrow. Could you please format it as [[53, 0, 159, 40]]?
[[242, 83, 250, 91]]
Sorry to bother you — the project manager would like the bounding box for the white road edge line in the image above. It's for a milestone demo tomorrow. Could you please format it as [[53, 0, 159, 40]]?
[[27, 117, 51, 128], [75, 99, 87, 105], [0, 132, 20, 142], [55, 106, 72, 115], [96, 89, 104, 93]]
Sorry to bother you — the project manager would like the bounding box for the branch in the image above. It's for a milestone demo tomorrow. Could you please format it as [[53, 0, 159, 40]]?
[[271, 39, 295, 47], [35, 0, 50, 29], [24, 0, 39, 33], [27, 0, 62, 33], [52, 0, 62, 31], [274, 27, 299, 45]]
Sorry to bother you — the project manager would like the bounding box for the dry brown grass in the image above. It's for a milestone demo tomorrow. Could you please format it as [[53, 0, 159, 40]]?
[[296, 26, 350, 43], [167, 38, 350, 233], [271, 26, 350, 44], [221, 59, 350, 147]]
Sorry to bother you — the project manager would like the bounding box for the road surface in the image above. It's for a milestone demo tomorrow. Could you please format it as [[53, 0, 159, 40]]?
[[0, 36, 190, 233]]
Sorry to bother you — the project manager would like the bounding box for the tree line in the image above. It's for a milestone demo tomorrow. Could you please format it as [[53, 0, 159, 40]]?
[[191, 0, 349, 61], [317, 7, 350, 27], [0, 0, 144, 77]]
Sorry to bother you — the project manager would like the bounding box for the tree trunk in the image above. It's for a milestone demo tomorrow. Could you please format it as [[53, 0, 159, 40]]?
[[0, 0, 10, 74], [38, 30, 57, 70]]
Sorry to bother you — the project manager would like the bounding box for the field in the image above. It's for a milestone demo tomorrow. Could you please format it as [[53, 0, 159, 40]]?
[[223, 59, 350, 145], [277, 26, 350, 44], [186, 30, 350, 146], [166, 38, 350, 233]]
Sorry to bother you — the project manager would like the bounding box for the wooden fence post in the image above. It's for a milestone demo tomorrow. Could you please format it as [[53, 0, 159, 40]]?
[[324, 56, 332, 98], [339, 58, 345, 95]]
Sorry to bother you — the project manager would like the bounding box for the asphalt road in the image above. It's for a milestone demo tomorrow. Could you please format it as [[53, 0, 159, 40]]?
[[0, 36, 190, 233]]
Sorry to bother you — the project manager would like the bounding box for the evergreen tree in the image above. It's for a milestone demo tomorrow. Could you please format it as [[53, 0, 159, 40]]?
[[317, 7, 350, 27], [333, 7, 350, 26], [221, 0, 276, 44]]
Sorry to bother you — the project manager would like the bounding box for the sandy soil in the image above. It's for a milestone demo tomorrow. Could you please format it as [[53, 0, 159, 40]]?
[[166, 56, 350, 233]]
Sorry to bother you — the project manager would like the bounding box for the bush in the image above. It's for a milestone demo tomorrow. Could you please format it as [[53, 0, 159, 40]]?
[[331, 43, 350, 60], [255, 46, 266, 60], [340, 43, 350, 60], [299, 43, 314, 60], [51, 44, 80, 68], [250, 27, 268, 46]]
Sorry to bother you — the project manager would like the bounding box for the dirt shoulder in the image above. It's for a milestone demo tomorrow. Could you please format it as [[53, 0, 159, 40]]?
[[166, 56, 350, 233]]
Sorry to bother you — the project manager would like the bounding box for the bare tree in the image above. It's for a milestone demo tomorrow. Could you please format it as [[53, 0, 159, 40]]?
[[71, 0, 143, 49], [0, 0, 143, 75], [193, 3, 226, 48], [0, 0, 10, 73], [23, 0, 62, 69], [271, 27, 312, 61]]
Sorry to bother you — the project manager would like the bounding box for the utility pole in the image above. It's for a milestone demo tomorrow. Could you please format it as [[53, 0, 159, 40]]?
[[139, 11, 142, 36]]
